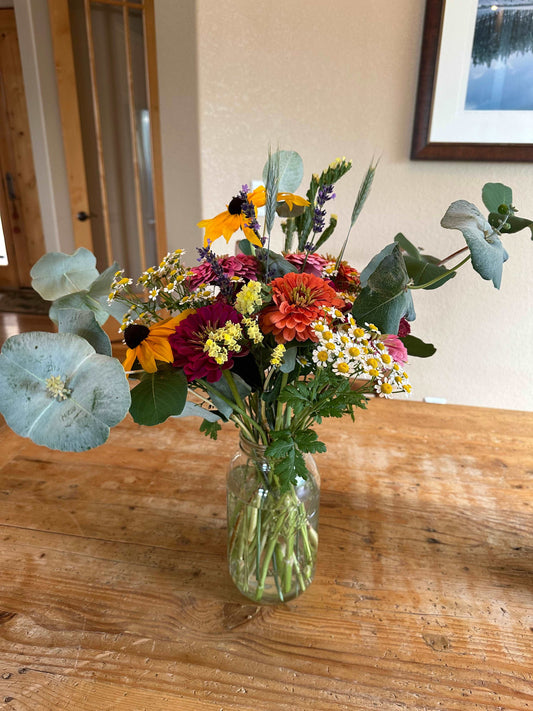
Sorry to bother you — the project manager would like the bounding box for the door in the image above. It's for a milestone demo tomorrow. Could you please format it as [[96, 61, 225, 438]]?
[[0, 9, 46, 289], [48, 0, 166, 276]]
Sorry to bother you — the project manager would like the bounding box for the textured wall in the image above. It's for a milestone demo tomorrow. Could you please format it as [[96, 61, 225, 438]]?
[[176, 0, 531, 411]]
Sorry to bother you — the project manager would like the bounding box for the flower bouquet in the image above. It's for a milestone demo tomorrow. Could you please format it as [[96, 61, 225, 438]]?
[[0, 150, 529, 603]]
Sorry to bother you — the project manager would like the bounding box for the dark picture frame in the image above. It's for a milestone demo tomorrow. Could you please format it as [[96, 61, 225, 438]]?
[[411, 0, 533, 162]]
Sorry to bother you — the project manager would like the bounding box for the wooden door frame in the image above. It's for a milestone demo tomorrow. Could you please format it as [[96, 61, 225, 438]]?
[[48, 0, 167, 265], [0, 8, 45, 289]]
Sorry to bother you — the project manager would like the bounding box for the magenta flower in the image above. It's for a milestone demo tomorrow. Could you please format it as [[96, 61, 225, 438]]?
[[188, 254, 261, 290], [169, 302, 245, 383], [382, 334, 408, 365], [284, 252, 328, 277]]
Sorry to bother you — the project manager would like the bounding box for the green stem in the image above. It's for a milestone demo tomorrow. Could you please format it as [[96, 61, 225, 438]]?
[[409, 255, 471, 290], [275, 372, 289, 430]]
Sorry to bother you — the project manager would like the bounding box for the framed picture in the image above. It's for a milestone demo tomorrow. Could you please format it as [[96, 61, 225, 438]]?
[[411, 0, 533, 161]]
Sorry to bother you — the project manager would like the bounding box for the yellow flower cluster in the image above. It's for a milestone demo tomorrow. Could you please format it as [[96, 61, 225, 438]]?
[[270, 344, 286, 367], [235, 280, 263, 315], [242, 317, 264, 344], [204, 321, 244, 365]]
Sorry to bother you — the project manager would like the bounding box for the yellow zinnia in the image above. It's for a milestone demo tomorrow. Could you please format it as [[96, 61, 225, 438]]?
[[198, 186, 309, 248], [122, 311, 194, 373]]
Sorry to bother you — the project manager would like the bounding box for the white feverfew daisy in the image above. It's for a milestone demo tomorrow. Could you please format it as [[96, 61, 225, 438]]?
[[312, 346, 332, 368], [332, 358, 354, 378]]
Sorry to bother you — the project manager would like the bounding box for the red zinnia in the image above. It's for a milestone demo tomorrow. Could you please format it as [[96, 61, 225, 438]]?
[[260, 272, 345, 344], [169, 302, 245, 383], [284, 252, 328, 278]]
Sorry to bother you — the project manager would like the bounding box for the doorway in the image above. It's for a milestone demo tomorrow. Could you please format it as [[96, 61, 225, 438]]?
[[48, 0, 166, 277], [0, 8, 45, 289]]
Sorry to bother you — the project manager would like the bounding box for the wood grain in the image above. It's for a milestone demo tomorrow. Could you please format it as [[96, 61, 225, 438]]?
[[0, 399, 531, 710]]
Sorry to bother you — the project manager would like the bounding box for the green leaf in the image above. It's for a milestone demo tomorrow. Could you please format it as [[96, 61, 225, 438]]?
[[56, 308, 112, 356], [440, 200, 509, 288], [0, 332, 130, 451], [394, 233, 422, 260], [293, 429, 327, 455], [482, 183, 513, 213], [262, 150, 303, 193], [30, 248, 99, 301], [129, 368, 188, 426], [199, 419, 222, 439], [280, 346, 297, 373], [488, 212, 533, 237], [206, 373, 251, 420], [255, 248, 298, 277], [359, 243, 396, 286], [352, 244, 415, 333], [49, 291, 110, 326], [314, 215, 339, 251], [403, 255, 456, 290], [178, 401, 220, 422], [401, 334, 436, 358], [237, 239, 253, 256]]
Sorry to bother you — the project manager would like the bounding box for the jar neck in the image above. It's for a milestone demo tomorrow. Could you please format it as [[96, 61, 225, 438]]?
[[239, 433, 268, 459]]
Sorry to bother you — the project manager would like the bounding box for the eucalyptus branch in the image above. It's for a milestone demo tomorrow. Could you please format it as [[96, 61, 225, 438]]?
[[436, 246, 470, 267], [409, 255, 471, 290]]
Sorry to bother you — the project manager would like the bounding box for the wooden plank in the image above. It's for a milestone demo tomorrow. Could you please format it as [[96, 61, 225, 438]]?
[[47, 0, 93, 252], [0, 402, 531, 709]]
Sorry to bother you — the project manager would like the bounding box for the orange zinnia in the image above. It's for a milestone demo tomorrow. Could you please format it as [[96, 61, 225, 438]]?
[[260, 272, 345, 344]]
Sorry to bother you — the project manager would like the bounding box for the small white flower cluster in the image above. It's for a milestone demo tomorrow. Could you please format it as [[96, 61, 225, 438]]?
[[310, 309, 411, 398]]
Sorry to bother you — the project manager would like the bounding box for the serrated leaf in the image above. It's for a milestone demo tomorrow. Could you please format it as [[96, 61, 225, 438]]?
[[30, 248, 99, 301], [262, 150, 303, 193], [129, 368, 188, 425], [482, 183, 513, 213], [56, 308, 112, 356], [0, 332, 130, 451], [401, 334, 436, 358], [441, 200, 509, 288]]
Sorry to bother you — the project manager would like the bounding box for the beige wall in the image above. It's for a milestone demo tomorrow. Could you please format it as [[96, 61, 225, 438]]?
[[14, 0, 533, 411], [183, 0, 531, 411]]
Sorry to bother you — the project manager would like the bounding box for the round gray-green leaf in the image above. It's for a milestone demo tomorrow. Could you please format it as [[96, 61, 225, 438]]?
[[262, 150, 303, 193], [31, 248, 99, 301], [0, 332, 130, 451]]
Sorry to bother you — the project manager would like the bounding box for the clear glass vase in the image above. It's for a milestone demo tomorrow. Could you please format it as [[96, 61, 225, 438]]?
[[226, 434, 320, 604]]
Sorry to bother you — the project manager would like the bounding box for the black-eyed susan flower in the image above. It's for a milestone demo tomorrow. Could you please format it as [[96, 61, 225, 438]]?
[[198, 185, 309, 248], [122, 312, 194, 373]]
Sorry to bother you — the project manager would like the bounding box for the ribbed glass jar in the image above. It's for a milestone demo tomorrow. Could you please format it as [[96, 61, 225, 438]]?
[[226, 434, 320, 604]]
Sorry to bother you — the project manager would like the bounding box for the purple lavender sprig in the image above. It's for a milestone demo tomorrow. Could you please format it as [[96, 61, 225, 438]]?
[[239, 185, 264, 245], [312, 184, 336, 235], [196, 244, 234, 300]]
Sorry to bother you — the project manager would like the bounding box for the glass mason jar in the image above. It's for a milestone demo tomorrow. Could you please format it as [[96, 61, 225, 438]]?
[[226, 434, 320, 604]]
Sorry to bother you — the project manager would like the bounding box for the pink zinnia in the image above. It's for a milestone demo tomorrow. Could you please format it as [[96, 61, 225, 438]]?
[[382, 334, 408, 365], [169, 302, 245, 382], [284, 252, 328, 278], [188, 254, 261, 290]]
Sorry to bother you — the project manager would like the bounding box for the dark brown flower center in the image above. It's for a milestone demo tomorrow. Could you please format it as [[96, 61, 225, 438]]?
[[124, 323, 150, 348], [227, 196, 245, 215]]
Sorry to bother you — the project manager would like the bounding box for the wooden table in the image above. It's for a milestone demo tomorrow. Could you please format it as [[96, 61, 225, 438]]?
[[0, 399, 531, 710]]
